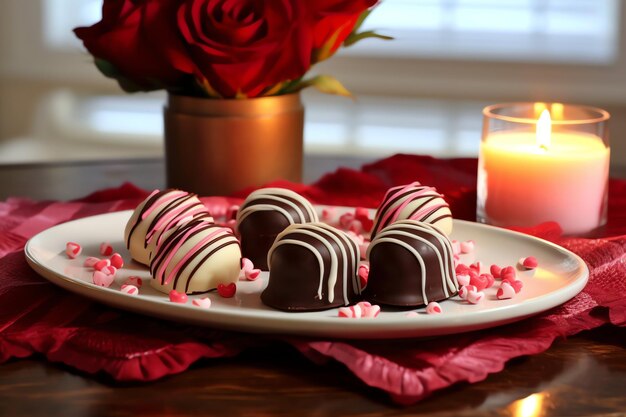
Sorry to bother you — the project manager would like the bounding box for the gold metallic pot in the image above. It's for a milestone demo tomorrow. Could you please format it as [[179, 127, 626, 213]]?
[[163, 93, 304, 196]]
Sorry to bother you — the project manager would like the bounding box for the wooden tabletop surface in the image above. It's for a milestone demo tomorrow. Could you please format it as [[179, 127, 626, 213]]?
[[0, 158, 625, 417]]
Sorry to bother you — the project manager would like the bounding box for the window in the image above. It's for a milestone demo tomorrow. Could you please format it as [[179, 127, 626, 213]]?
[[1, 0, 624, 164], [349, 0, 619, 64], [43, 0, 620, 64], [43, 0, 101, 50]]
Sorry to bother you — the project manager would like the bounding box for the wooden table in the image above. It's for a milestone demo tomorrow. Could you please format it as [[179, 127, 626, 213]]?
[[0, 158, 625, 417]]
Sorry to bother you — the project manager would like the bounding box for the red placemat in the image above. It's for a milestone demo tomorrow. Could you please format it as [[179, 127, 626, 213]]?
[[1, 155, 625, 404]]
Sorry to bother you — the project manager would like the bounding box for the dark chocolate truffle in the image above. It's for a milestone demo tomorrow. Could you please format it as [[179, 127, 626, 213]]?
[[363, 220, 458, 307], [236, 188, 318, 270], [262, 223, 361, 312]]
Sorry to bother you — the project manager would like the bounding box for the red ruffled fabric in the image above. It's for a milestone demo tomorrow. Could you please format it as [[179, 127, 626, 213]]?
[[1, 155, 625, 404]]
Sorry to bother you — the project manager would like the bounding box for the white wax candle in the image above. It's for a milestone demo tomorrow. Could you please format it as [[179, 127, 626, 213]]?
[[478, 131, 610, 234]]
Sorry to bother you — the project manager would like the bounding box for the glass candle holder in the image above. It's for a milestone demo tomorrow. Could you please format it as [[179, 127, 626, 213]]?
[[477, 103, 610, 235]]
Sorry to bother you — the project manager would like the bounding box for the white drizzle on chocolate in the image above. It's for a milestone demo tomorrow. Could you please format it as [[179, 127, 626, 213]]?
[[236, 188, 318, 228], [267, 222, 360, 305], [367, 220, 458, 305], [371, 182, 452, 239]]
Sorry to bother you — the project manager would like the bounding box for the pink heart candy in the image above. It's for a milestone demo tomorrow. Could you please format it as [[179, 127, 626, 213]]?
[[169, 290, 188, 304], [467, 290, 485, 304], [490, 264, 502, 278], [120, 284, 139, 296], [338, 307, 353, 318], [65, 242, 82, 259], [458, 285, 477, 300], [500, 266, 516, 280], [339, 212, 355, 229], [519, 256, 538, 269], [456, 273, 470, 287], [363, 304, 381, 318], [338, 301, 380, 319], [110, 253, 124, 269], [101, 265, 117, 276], [354, 207, 370, 220], [94, 259, 111, 271], [460, 240, 475, 254], [192, 297, 212, 309], [83, 257, 100, 267], [469, 261, 482, 272], [455, 263, 470, 274], [358, 264, 370, 288], [511, 280, 524, 293], [497, 282, 516, 300], [240, 257, 254, 272], [245, 269, 261, 281], [348, 219, 363, 234], [99, 242, 113, 256], [482, 273, 495, 289], [217, 283, 236, 298], [470, 273, 489, 291], [426, 302, 442, 314], [93, 270, 114, 288], [321, 207, 335, 221]]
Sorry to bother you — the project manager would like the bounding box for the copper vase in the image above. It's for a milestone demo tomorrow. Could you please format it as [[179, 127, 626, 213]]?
[[163, 93, 304, 196]]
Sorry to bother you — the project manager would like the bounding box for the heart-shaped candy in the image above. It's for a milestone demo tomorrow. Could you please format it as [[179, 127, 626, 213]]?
[[192, 297, 212, 309], [169, 290, 188, 304], [65, 242, 82, 259], [217, 283, 236, 298], [92, 270, 114, 288]]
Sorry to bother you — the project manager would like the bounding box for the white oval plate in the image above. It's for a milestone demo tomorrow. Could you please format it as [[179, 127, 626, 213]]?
[[25, 209, 588, 339]]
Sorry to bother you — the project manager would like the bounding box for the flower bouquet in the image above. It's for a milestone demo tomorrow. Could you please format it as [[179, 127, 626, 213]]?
[[74, 0, 389, 196], [74, 0, 388, 99]]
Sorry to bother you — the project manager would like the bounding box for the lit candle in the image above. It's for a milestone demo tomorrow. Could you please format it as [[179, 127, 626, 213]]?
[[478, 103, 610, 235]]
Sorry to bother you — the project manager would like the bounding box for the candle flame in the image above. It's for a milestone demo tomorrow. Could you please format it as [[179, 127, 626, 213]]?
[[536, 109, 551, 151], [511, 393, 545, 417]]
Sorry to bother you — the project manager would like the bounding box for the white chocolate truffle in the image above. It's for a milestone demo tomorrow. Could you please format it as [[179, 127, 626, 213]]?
[[371, 182, 452, 239], [149, 220, 241, 294], [124, 189, 213, 266]]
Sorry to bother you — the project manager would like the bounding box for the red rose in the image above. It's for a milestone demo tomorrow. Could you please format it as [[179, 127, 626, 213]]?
[[177, 0, 312, 98], [307, 0, 377, 62], [74, 0, 194, 90]]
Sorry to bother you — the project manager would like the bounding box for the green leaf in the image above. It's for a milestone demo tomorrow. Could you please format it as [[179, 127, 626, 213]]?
[[344, 30, 394, 47], [94, 58, 121, 79], [116, 77, 152, 93], [293, 75, 353, 98], [93, 58, 156, 93], [352, 9, 373, 35]]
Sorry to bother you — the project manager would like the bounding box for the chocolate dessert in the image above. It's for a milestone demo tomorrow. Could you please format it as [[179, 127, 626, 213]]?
[[236, 188, 318, 270], [363, 220, 458, 307], [262, 223, 361, 311]]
